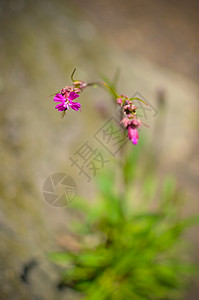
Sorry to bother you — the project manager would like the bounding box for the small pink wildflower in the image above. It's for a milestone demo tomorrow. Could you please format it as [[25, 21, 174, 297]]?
[[54, 91, 81, 112], [116, 93, 142, 145]]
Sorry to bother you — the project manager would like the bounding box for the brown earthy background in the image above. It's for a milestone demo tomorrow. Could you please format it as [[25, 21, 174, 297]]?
[[0, 0, 198, 299]]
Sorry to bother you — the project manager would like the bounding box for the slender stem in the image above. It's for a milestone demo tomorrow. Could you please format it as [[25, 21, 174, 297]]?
[[119, 109, 128, 217], [87, 82, 104, 88], [71, 68, 77, 82]]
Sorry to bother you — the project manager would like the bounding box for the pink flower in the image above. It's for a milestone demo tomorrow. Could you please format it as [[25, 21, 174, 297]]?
[[73, 80, 87, 91], [123, 103, 137, 114], [131, 118, 141, 128], [53, 91, 81, 112], [121, 117, 131, 128], [128, 126, 139, 145], [117, 98, 123, 105]]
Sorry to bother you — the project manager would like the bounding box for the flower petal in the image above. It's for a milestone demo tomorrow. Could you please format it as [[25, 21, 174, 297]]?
[[128, 127, 139, 145], [68, 91, 79, 101], [53, 93, 65, 102], [55, 103, 65, 111], [70, 102, 81, 111]]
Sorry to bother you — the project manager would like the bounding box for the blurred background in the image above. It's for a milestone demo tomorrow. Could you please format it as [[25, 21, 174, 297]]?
[[0, 0, 198, 299]]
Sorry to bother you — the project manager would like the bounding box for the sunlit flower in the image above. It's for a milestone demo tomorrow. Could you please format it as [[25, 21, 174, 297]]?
[[54, 91, 81, 112]]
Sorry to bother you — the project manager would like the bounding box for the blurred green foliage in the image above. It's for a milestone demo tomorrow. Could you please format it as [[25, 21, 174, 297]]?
[[49, 138, 198, 300]]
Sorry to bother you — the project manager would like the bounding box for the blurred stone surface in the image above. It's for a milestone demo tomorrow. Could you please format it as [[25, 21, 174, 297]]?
[[0, 0, 198, 299]]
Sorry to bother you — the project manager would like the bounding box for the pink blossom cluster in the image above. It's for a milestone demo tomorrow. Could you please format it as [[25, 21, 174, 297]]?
[[117, 95, 141, 145], [53, 80, 87, 113], [50, 69, 145, 146]]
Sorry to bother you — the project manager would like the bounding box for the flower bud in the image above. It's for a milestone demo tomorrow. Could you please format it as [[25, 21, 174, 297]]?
[[128, 126, 139, 145], [117, 98, 123, 105]]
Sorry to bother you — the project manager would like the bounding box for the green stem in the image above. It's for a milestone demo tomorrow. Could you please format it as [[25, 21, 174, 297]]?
[[118, 107, 128, 217], [87, 82, 104, 88]]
